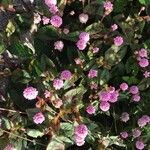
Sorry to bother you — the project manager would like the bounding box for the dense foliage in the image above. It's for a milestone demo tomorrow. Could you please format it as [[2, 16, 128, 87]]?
[[0, 0, 150, 149]]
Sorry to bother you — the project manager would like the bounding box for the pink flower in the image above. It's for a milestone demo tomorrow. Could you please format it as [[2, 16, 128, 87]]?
[[132, 94, 141, 102], [111, 24, 118, 31], [23, 87, 38, 100], [4, 144, 16, 150], [143, 71, 150, 78], [100, 101, 110, 112], [129, 85, 139, 95], [138, 48, 148, 58], [79, 32, 90, 42], [114, 36, 124, 46], [99, 91, 111, 101], [33, 112, 45, 124], [34, 13, 41, 24], [120, 112, 129, 123], [42, 16, 50, 25], [86, 105, 96, 115], [137, 115, 150, 128], [120, 83, 128, 91], [76, 140, 85, 146], [45, 0, 57, 6], [74, 58, 82, 65], [44, 90, 51, 98], [103, 1, 113, 11], [88, 69, 98, 78], [49, 4, 58, 14], [135, 140, 145, 150], [76, 39, 87, 50], [75, 124, 88, 139], [53, 79, 64, 90], [109, 91, 119, 103], [132, 128, 141, 138], [50, 15, 62, 28], [54, 41, 64, 51], [60, 70, 72, 80], [138, 58, 149, 68], [53, 99, 63, 108], [93, 47, 99, 53], [63, 28, 70, 34], [120, 131, 128, 139], [79, 13, 89, 24]]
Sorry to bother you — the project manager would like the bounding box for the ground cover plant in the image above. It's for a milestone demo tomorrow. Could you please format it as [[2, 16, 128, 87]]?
[[0, 0, 150, 149]]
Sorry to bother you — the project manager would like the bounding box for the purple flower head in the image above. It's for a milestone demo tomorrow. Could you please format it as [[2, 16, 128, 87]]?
[[45, 0, 57, 7], [129, 85, 139, 95], [60, 70, 72, 80], [138, 48, 148, 58], [42, 16, 50, 25], [143, 71, 150, 78], [120, 112, 130, 123], [103, 1, 113, 11], [132, 94, 141, 102], [111, 24, 118, 31], [93, 47, 99, 53], [33, 112, 45, 124], [79, 32, 90, 42], [49, 4, 58, 14], [138, 58, 149, 68], [99, 91, 111, 101], [53, 99, 63, 108], [44, 90, 51, 98], [120, 82, 128, 91], [137, 115, 150, 128], [74, 134, 85, 146], [100, 101, 110, 112], [76, 39, 87, 50], [114, 36, 124, 46], [108, 91, 119, 103], [86, 105, 96, 115], [23, 87, 38, 100], [132, 128, 141, 138], [4, 144, 16, 150], [53, 79, 64, 90], [79, 13, 89, 24], [135, 140, 145, 150], [120, 131, 128, 139], [50, 15, 62, 28], [54, 41, 64, 51], [75, 124, 88, 139], [88, 69, 98, 78]]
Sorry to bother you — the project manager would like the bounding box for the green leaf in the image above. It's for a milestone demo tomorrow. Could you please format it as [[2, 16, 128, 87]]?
[[98, 69, 110, 85], [61, 31, 79, 42], [138, 78, 150, 91], [139, 0, 150, 5], [0, 38, 5, 54], [114, 0, 128, 13], [26, 129, 45, 138]]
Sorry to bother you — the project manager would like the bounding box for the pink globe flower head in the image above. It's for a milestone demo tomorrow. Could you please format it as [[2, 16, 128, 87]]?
[[63, 28, 70, 34], [45, 0, 57, 7], [75, 124, 88, 139], [53, 79, 64, 90], [88, 69, 98, 78], [50, 15, 62, 28], [74, 134, 85, 146], [135, 140, 145, 150], [79, 32, 90, 42], [100, 101, 110, 112], [132, 128, 141, 138], [103, 1, 113, 11], [137, 115, 150, 128], [49, 4, 58, 14], [143, 71, 150, 78], [129, 85, 139, 95], [142, 115, 150, 123], [76, 39, 87, 50], [52, 99, 63, 108], [93, 47, 99, 53], [33, 112, 45, 124], [99, 91, 111, 102], [79, 13, 89, 24], [44, 90, 51, 98], [114, 36, 124, 46], [138, 58, 149, 68], [86, 104, 96, 115], [138, 48, 148, 58], [120, 82, 128, 91], [108, 90, 119, 103], [60, 70, 72, 80], [34, 13, 41, 24], [54, 41, 64, 51], [120, 131, 128, 139], [120, 112, 130, 123], [4, 144, 16, 150], [42, 16, 50, 25], [111, 24, 118, 31], [132, 94, 141, 102], [23, 87, 38, 100]]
